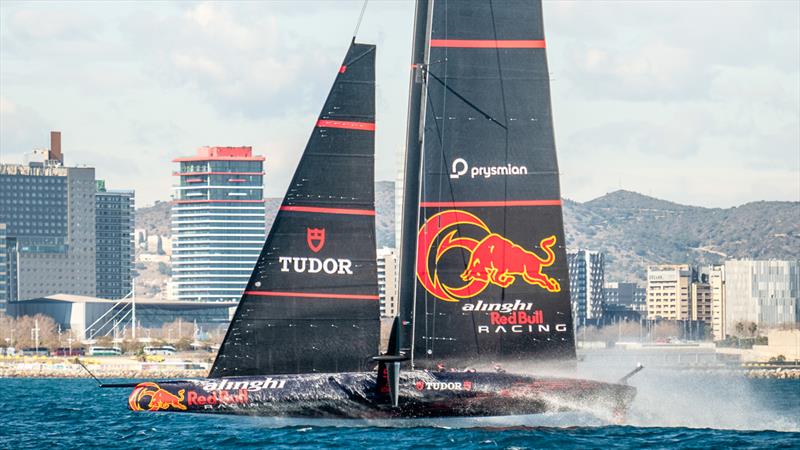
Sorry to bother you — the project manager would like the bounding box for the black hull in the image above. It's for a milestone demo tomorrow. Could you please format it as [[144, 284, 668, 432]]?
[[128, 371, 635, 420]]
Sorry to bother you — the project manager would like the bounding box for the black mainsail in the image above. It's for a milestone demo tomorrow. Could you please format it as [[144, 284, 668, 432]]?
[[401, 0, 576, 370], [210, 42, 378, 378]]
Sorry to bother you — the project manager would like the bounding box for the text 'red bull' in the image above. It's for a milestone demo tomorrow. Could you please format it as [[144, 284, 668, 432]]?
[[489, 310, 543, 325], [416, 210, 561, 302], [187, 389, 249, 407]]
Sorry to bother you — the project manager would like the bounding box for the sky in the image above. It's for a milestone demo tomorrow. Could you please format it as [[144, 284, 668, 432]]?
[[1, 0, 798, 209]]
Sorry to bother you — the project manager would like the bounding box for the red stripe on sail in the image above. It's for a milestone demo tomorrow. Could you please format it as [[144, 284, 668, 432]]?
[[244, 291, 379, 300], [316, 120, 375, 131], [419, 200, 562, 208], [279, 205, 376, 216], [429, 39, 546, 49]]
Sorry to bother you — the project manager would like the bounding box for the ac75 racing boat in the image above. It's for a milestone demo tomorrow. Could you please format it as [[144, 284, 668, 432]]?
[[116, 0, 639, 420]]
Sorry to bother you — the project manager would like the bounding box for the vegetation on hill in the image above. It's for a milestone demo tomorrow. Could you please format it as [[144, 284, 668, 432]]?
[[136, 187, 799, 285]]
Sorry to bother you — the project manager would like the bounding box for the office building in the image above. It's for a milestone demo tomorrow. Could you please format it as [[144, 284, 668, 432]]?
[[0, 132, 96, 301], [567, 249, 605, 326], [377, 247, 398, 318], [646, 264, 693, 320], [604, 282, 646, 312], [171, 146, 265, 302], [95, 181, 135, 300], [724, 260, 799, 336]]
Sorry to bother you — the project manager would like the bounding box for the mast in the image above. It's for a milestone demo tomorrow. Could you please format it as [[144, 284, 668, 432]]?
[[396, 0, 430, 361]]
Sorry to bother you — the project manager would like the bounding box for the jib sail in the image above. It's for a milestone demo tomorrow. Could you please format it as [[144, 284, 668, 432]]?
[[402, 0, 576, 369], [210, 42, 378, 377]]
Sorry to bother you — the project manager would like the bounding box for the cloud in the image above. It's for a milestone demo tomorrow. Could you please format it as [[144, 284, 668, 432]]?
[[0, 97, 52, 162], [117, 2, 339, 119]]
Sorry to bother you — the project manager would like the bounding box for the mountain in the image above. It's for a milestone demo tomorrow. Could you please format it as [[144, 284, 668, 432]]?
[[135, 200, 171, 237], [136, 187, 799, 284], [563, 190, 799, 282]]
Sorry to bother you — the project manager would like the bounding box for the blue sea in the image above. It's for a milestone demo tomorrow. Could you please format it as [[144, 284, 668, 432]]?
[[1, 372, 798, 449]]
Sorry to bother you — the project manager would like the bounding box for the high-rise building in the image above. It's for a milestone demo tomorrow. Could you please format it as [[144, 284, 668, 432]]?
[[377, 247, 398, 318], [0, 223, 7, 312], [646, 264, 693, 320], [708, 265, 726, 340], [171, 146, 265, 302], [1, 132, 135, 304], [724, 260, 799, 337], [567, 249, 605, 326], [0, 137, 97, 301], [95, 180, 135, 300]]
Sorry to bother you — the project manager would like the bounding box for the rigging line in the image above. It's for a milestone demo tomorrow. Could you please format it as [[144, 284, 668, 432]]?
[[344, 45, 375, 68], [352, 0, 369, 39], [426, 70, 507, 130], [488, 0, 511, 314]]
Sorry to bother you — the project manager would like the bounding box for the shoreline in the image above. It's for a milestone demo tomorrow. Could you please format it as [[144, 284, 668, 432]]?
[[2, 361, 798, 380]]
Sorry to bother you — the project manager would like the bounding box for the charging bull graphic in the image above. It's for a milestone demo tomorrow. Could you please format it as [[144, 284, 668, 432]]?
[[128, 382, 187, 412], [416, 210, 561, 302]]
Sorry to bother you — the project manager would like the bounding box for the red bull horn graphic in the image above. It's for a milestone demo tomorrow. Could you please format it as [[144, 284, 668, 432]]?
[[128, 382, 187, 412], [416, 210, 561, 303]]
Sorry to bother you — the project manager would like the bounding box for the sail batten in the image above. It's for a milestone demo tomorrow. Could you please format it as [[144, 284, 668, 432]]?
[[209, 42, 378, 378]]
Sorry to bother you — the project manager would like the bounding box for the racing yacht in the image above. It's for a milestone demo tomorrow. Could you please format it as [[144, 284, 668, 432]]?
[[121, 0, 639, 419]]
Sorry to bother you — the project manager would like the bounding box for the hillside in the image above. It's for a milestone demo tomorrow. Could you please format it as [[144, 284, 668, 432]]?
[[136, 187, 799, 284], [563, 190, 799, 282]]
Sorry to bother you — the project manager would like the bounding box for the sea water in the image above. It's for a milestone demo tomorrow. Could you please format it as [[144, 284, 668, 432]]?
[[0, 373, 797, 449]]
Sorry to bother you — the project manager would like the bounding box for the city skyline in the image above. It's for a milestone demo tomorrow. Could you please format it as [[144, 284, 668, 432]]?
[[1, 1, 799, 209]]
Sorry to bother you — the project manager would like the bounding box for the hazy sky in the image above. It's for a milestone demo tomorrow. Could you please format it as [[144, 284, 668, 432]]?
[[1, 1, 798, 208]]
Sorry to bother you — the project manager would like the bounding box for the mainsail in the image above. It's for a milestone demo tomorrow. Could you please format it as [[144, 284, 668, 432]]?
[[210, 42, 378, 377], [400, 0, 576, 369]]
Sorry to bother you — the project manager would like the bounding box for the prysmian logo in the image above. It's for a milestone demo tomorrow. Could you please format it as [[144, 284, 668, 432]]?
[[450, 158, 528, 179]]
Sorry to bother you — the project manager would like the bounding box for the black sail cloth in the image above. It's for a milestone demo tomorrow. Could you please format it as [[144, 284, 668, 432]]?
[[211, 43, 379, 377], [410, 0, 576, 369]]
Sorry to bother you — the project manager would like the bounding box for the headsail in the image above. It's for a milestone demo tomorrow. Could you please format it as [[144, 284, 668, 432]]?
[[210, 42, 378, 377], [404, 0, 576, 369]]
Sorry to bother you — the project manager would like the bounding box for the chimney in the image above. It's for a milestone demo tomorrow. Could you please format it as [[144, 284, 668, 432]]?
[[49, 131, 62, 163]]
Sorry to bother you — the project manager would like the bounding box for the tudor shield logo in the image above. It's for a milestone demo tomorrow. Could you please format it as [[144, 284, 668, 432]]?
[[416, 210, 561, 303], [307, 228, 325, 253]]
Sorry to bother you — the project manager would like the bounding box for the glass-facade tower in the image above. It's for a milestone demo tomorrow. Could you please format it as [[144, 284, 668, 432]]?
[[171, 147, 265, 302], [96, 181, 135, 300]]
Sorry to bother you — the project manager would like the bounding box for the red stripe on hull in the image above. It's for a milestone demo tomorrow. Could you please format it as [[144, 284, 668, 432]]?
[[420, 200, 561, 208], [316, 120, 376, 131], [279, 205, 376, 216], [429, 39, 546, 49], [244, 291, 379, 300]]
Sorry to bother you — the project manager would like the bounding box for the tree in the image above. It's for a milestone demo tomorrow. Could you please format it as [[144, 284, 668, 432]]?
[[12, 315, 60, 350], [734, 321, 745, 337], [747, 322, 758, 337]]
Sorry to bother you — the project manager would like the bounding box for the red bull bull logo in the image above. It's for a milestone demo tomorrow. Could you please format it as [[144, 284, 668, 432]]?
[[128, 382, 187, 412], [416, 210, 561, 302]]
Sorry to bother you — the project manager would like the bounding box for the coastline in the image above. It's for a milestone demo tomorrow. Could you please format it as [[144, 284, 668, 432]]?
[[2, 359, 798, 380], [0, 357, 209, 379]]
